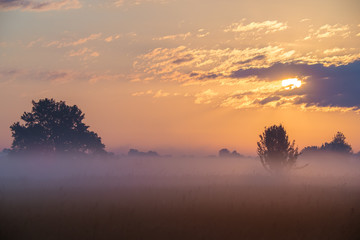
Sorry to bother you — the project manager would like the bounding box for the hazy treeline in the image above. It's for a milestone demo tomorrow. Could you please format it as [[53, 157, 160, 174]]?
[[1, 98, 359, 168]]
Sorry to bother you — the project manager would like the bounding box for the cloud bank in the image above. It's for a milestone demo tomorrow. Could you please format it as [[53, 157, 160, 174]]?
[[231, 60, 360, 111]]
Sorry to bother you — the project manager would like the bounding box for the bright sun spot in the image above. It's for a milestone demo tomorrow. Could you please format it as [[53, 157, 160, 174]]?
[[282, 78, 302, 90]]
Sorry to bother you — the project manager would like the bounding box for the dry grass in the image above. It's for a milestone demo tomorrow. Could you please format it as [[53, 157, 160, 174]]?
[[1, 156, 359, 239]]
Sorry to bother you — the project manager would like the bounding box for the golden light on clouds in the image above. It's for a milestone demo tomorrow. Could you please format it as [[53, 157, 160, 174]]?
[[282, 78, 302, 90]]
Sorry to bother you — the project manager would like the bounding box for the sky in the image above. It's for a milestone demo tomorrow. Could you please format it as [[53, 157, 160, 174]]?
[[0, 0, 360, 156]]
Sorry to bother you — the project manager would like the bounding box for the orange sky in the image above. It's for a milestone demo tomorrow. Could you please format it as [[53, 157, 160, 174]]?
[[1, 0, 360, 155]]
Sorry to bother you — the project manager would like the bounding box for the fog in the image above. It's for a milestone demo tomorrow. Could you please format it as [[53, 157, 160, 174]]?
[[1, 153, 359, 186], [1, 154, 360, 239]]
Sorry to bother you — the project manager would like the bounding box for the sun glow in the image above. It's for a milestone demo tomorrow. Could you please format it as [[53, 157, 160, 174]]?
[[282, 78, 302, 90]]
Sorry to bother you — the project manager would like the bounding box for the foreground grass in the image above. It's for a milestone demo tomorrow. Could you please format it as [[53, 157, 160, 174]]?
[[1, 175, 359, 240]]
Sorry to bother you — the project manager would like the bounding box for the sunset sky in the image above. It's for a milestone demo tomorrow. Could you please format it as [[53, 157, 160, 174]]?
[[1, 0, 360, 155]]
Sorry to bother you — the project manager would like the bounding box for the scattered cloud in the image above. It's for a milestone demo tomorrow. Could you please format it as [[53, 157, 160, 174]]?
[[113, 0, 124, 7], [297, 52, 360, 67], [220, 95, 247, 109], [225, 20, 288, 34], [304, 24, 350, 40], [323, 48, 346, 54], [114, 0, 169, 8], [45, 33, 102, 48], [71, 33, 102, 46], [172, 54, 194, 64], [104, 34, 121, 42], [0, 68, 77, 84], [132, 90, 153, 96], [131, 89, 179, 98], [194, 89, 218, 104], [196, 29, 210, 38], [0, 0, 81, 12], [153, 32, 191, 41], [0, 68, 126, 85], [153, 30, 210, 41], [68, 47, 100, 61], [26, 38, 43, 48], [153, 89, 170, 98], [134, 45, 296, 85]]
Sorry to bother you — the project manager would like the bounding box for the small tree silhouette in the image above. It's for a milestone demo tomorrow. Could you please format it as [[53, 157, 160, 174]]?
[[301, 132, 353, 156], [321, 131, 352, 154], [10, 98, 106, 155], [219, 148, 231, 157], [257, 124, 299, 172]]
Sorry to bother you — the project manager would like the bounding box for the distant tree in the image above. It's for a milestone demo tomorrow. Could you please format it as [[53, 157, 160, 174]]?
[[231, 150, 242, 158], [128, 149, 141, 156], [300, 146, 319, 155], [10, 98, 106, 155], [257, 124, 299, 172], [0, 148, 11, 158], [128, 149, 159, 157], [219, 148, 231, 157], [320, 132, 352, 154], [219, 148, 244, 158]]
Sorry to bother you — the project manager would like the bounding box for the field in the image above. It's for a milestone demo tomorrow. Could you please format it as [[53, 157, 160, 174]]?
[[1, 155, 360, 240]]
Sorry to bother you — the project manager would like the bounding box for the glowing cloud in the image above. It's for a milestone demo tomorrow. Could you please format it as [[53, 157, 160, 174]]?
[[282, 78, 302, 90], [225, 20, 288, 34]]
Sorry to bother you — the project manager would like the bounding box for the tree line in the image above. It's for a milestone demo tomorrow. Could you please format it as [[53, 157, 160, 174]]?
[[2, 98, 358, 173]]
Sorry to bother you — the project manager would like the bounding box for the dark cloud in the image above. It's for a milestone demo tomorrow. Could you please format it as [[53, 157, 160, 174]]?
[[0, 68, 21, 77], [231, 60, 360, 109], [0, 0, 81, 12], [172, 54, 194, 64], [0, 68, 78, 83], [231, 61, 329, 80], [236, 55, 266, 65], [256, 96, 281, 105], [198, 73, 221, 80], [189, 72, 199, 77], [188, 72, 221, 80]]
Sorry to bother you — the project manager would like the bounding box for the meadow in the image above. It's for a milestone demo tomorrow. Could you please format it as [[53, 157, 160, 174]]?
[[1, 155, 359, 240]]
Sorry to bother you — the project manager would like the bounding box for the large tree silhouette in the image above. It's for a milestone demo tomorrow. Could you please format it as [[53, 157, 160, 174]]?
[[257, 124, 299, 172], [10, 98, 106, 155]]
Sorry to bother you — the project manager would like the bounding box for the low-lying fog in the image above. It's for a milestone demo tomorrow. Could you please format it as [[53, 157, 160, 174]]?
[[1, 153, 359, 187], [1, 153, 359, 239]]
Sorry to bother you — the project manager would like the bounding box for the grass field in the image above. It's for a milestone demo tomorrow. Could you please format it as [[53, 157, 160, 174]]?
[[1, 156, 359, 240]]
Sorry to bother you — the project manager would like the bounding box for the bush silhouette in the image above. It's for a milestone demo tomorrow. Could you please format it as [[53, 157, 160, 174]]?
[[320, 132, 352, 154], [301, 131, 352, 156], [218, 148, 243, 158], [10, 98, 106, 155], [128, 149, 159, 157], [219, 148, 231, 157], [257, 124, 299, 172]]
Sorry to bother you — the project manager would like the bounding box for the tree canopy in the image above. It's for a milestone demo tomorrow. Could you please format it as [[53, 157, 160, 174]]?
[[10, 98, 106, 155], [218, 148, 243, 158], [321, 132, 352, 154], [301, 131, 352, 155], [257, 124, 299, 172]]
